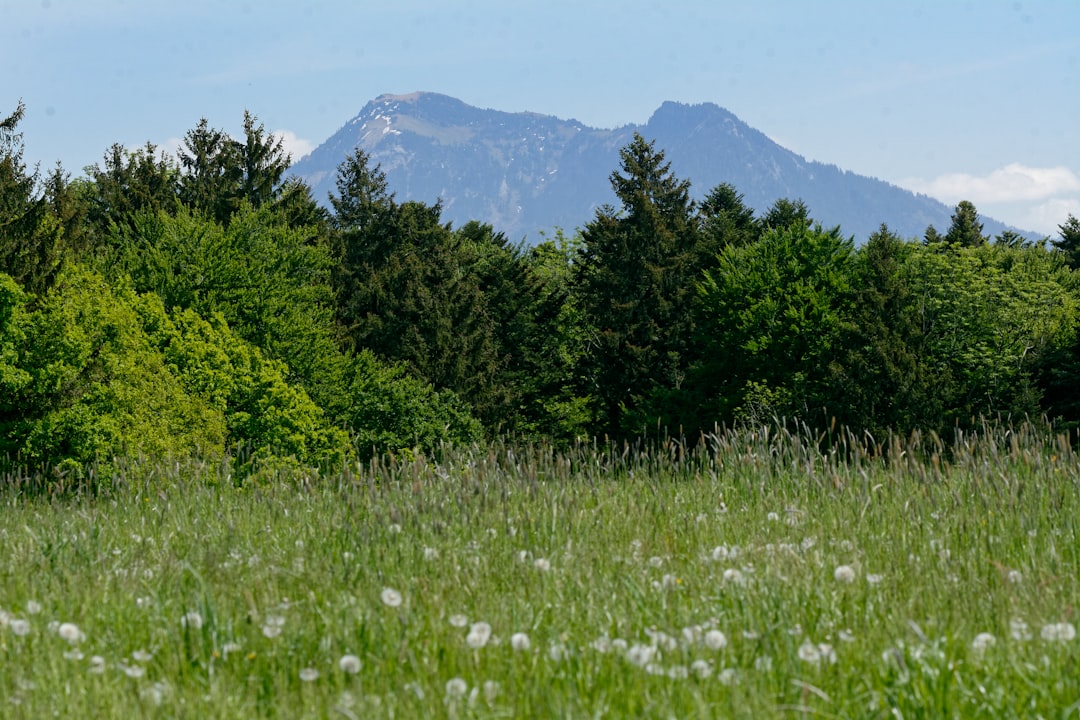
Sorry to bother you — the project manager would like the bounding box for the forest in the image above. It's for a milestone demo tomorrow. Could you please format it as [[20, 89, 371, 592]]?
[[4, 101, 1080, 482]]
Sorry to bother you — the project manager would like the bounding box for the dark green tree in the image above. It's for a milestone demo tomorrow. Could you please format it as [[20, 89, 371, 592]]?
[[698, 182, 759, 251], [1051, 214, 1080, 270], [86, 142, 179, 236], [0, 101, 64, 293], [944, 200, 987, 247], [577, 133, 698, 437], [760, 197, 811, 232]]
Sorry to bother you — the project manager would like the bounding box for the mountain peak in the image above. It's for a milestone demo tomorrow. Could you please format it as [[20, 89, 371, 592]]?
[[291, 94, 1023, 242]]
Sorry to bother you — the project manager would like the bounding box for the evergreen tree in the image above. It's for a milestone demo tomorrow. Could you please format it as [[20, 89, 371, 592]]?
[[944, 200, 987, 247], [1051, 214, 1080, 270], [760, 197, 811, 232], [577, 133, 698, 437], [0, 101, 63, 293], [86, 142, 178, 235], [698, 182, 758, 251]]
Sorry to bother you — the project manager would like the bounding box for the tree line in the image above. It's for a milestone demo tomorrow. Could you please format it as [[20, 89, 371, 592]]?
[[4, 102, 1080, 479]]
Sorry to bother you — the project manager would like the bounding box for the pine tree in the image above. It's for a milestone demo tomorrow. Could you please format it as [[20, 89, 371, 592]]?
[[577, 134, 698, 437], [944, 200, 987, 247], [1051, 214, 1080, 270]]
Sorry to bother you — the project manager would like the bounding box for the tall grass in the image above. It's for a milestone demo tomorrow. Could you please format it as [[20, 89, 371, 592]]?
[[1, 421, 1077, 718]]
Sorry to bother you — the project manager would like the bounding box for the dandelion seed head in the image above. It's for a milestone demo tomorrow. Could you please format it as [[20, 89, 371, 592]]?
[[466, 621, 492, 649], [58, 622, 84, 644], [380, 588, 403, 608], [483, 680, 499, 703], [1010, 618, 1032, 641], [866, 573, 884, 585], [510, 632, 531, 651], [262, 625, 282, 639], [181, 612, 202, 630], [834, 565, 856, 583], [123, 664, 145, 679], [25, 601, 41, 615], [626, 643, 656, 667], [534, 557, 551, 572], [798, 641, 821, 664], [339, 654, 362, 674], [719, 667, 738, 685], [423, 547, 439, 560], [667, 664, 689, 679], [445, 677, 468, 699], [690, 659, 712, 678], [704, 629, 728, 650], [299, 667, 320, 682], [88, 656, 106, 674], [132, 650, 153, 662], [1007, 569, 1023, 584], [388, 523, 402, 534], [9, 619, 30, 636], [1041, 622, 1076, 642], [648, 556, 664, 568], [64, 649, 84, 660], [723, 568, 745, 586], [971, 632, 996, 656], [754, 655, 773, 672]]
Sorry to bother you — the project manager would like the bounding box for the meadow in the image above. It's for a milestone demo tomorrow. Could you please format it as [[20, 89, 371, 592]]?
[[0, 422, 1077, 718]]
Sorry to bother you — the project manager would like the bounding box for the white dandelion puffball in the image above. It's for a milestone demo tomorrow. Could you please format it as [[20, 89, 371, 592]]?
[[449, 614, 468, 628], [466, 621, 493, 649], [718, 667, 738, 686], [380, 588, 403, 608], [971, 632, 996, 655], [691, 659, 713, 678], [25, 601, 42, 615], [339, 654, 362, 674], [704, 629, 728, 651], [1041, 622, 1076, 642], [510, 632, 531, 651], [723, 568, 746, 586], [10, 619, 30, 636], [445, 677, 468, 699], [866, 573, 884, 585], [58, 622, 85, 644], [1010, 618, 1032, 641], [181, 612, 203, 630], [1007, 569, 1023, 584], [534, 557, 551, 572], [299, 667, 320, 682], [625, 643, 656, 667], [88, 655, 106, 674], [797, 641, 821, 664], [132, 650, 153, 663], [423, 547, 439, 561], [834, 565, 856, 584], [123, 664, 145, 679]]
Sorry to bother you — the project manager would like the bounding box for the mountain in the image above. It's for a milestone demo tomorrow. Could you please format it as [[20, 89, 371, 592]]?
[[290, 92, 1026, 243]]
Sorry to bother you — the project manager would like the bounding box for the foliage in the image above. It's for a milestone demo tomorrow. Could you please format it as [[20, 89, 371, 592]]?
[[0, 266, 351, 477], [0, 101, 65, 293], [577, 133, 700, 437]]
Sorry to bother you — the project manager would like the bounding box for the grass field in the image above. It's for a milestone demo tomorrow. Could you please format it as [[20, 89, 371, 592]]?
[[1, 422, 1078, 718]]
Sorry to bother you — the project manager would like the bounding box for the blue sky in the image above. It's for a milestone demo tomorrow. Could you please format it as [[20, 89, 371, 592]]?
[[2, 0, 1077, 235]]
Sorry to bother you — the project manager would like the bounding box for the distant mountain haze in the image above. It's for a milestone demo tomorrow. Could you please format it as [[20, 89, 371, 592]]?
[[290, 92, 1028, 243]]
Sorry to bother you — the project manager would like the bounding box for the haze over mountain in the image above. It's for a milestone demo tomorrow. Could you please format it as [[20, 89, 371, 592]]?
[[290, 92, 1027, 243]]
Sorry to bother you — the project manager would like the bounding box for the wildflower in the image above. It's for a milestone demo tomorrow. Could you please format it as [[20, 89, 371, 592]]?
[[971, 632, 996, 656], [483, 680, 500, 703], [262, 615, 286, 639], [9, 619, 30, 636], [1007, 569, 1023, 584], [718, 668, 738, 685], [704, 630, 728, 651], [140, 683, 165, 706], [649, 556, 664, 568], [1041, 622, 1076, 642], [339, 654, 362, 674], [667, 665, 689, 679], [754, 655, 773, 672], [423, 547, 439, 560], [181, 612, 203, 630], [123, 664, 146, 679], [299, 667, 320, 682], [449, 614, 468, 628], [838, 630, 855, 643], [510, 632, 531, 651], [467, 621, 493, 649], [58, 622, 85, 644], [548, 643, 566, 661], [625, 643, 656, 667], [88, 656, 106, 674], [767, 511, 780, 522], [445, 677, 468, 699], [691, 659, 713, 678], [1010, 618, 1032, 641], [866, 574, 884, 585], [534, 558, 551, 572], [818, 643, 837, 664], [64, 649, 84, 660], [798, 641, 821, 665], [389, 523, 402, 534], [591, 635, 611, 653], [132, 650, 153, 663], [722, 568, 745, 586], [834, 565, 856, 584], [25, 601, 41, 615], [380, 588, 403, 608], [661, 574, 678, 590]]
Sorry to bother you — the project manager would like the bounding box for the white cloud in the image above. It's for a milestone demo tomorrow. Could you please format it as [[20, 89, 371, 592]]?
[[900, 164, 1080, 205], [274, 129, 315, 163], [898, 164, 1080, 235]]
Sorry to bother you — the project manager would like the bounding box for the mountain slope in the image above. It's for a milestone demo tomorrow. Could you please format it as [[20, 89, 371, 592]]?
[[290, 92, 1024, 243]]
